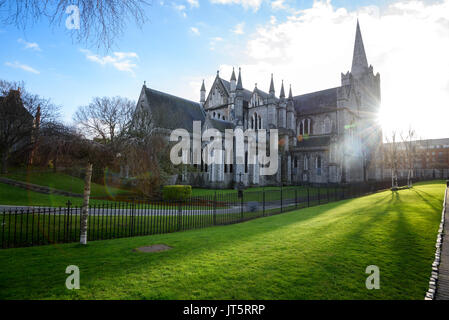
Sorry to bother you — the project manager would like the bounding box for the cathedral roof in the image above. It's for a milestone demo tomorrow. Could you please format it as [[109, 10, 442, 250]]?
[[205, 117, 235, 132], [293, 87, 339, 114], [143, 87, 205, 132], [219, 78, 253, 101], [296, 135, 331, 149]]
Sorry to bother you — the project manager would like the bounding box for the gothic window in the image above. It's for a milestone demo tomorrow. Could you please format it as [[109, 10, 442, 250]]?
[[294, 157, 298, 168], [251, 117, 254, 129], [304, 156, 308, 170], [254, 112, 258, 130], [245, 151, 248, 173], [258, 115, 262, 129], [316, 155, 322, 176], [324, 117, 331, 134], [213, 112, 216, 118], [299, 122, 304, 135]]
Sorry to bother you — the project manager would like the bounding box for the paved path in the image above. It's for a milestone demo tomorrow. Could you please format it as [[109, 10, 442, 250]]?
[[435, 186, 449, 300]]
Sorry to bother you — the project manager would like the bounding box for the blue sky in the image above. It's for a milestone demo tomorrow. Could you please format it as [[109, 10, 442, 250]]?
[[1, 0, 449, 139]]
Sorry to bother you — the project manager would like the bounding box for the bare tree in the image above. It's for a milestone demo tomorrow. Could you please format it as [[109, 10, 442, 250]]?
[[0, 0, 150, 50], [73, 96, 135, 149], [384, 131, 400, 189], [400, 127, 416, 188]]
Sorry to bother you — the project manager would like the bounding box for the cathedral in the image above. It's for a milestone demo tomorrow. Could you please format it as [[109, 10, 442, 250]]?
[[134, 21, 383, 187]]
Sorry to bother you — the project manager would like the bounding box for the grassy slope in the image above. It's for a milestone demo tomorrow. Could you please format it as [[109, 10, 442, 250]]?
[[0, 183, 116, 207], [0, 181, 445, 300], [3, 170, 128, 198]]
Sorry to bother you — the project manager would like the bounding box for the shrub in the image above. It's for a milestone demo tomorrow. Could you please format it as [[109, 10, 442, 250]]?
[[162, 185, 192, 201]]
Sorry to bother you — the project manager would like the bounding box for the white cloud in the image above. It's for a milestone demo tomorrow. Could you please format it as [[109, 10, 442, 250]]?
[[17, 38, 41, 51], [5, 61, 40, 74], [209, 0, 262, 11], [80, 49, 139, 74], [173, 3, 187, 17], [209, 37, 224, 50], [232, 22, 245, 35], [271, 0, 286, 10], [190, 27, 200, 35], [182, 0, 449, 139], [187, 0, 199, 7]]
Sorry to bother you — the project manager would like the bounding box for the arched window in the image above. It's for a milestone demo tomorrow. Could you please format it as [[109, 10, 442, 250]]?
[[222, 115, 225, 120], [294, 157, 298, 168], [251, 116, 254, 129], [299, 122, 304, 135], [304, 156, 308, 170], [324, 117, 331, 134], [258, 115, 262, 129], [254, 112, 258, 130], [316, 155, 322, 176], [213, 112, 216, 118]]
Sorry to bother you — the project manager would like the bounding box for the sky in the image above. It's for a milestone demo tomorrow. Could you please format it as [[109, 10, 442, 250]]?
[[1, 0, 449, 140]]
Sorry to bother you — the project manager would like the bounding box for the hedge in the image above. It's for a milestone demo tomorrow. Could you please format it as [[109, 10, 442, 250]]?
[[162, 185, 192, 201]]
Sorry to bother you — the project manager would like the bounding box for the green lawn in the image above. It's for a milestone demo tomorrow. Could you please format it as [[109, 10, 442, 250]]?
[[2, 170, 130, 198], [0, 183, 119, 207], [0, 181, 444, 299]]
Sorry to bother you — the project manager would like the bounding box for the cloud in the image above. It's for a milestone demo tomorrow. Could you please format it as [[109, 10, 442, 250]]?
[[186, 0, 449, 139], [80, 49, 139, 74], [173, 3, 187, 17], [17, 38, 41, 51], [209, 37, 224, 50], [232, 22, 245, 35], [271, 0, 286, 10], [190, 27, 200, 35], [187, 0, 199, 8], [209, 0, 262, 11], [5, 61, 40, 74]]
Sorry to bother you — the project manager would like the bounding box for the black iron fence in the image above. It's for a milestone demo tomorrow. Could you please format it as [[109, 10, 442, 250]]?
[[0, 178, 429, 249]]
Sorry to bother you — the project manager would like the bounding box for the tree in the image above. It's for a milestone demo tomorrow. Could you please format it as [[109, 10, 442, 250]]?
[[384, 131, 400, 189], [73, 96, 135, 149], [0, 0, 150, 50], [400, 127, 416, 188], [0, 80, 60, 173]]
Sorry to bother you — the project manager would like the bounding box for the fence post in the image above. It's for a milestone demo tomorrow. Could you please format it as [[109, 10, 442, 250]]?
[[213, 192, 217, 225], [307, 187, 310, 207], [65, 200, 71, 243], [280, 185, 283, 213], [318, 185, 320, 204], [240, 191, 244, 221], [177, 201, 182, 231], [295, 189, 298, 209], [263, 190, 265, 216]]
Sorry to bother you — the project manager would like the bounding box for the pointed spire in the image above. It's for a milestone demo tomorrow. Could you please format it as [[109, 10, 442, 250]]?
[[230, 67, 236, 81], [351, 19, 369, 78], [269, 73, 275, 94], [201, 79, 206, 92], [288, 84, 292, 100], [236, 67, 243, 90], [279, 80, 285, 99]]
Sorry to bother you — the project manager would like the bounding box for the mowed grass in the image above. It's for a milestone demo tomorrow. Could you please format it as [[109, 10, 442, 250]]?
[[2, 170, 129, 198], [0, 181, 445, 300], [0, 183, 118, 207]]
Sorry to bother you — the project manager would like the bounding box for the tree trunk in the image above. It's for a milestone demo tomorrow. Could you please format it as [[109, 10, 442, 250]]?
[[80, 162, 93, 245]]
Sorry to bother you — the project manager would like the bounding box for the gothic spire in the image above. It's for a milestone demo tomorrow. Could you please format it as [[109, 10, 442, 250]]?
[[236, 67, 243, 90], [269, 73, 275, 95], [288, 84, 293, 100], [351, 19, 369, 78], [279, 80, 285, 99], [200, 79, 206, 92], [230, 67, 236, 81]]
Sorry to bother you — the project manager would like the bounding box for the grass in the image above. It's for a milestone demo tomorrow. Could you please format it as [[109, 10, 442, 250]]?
[[2, 169, 130, 198], [0, 181, 445, 299]]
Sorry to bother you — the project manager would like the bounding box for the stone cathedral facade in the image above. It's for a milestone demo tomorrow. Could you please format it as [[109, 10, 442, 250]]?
[[134, 21, 383, 187]]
